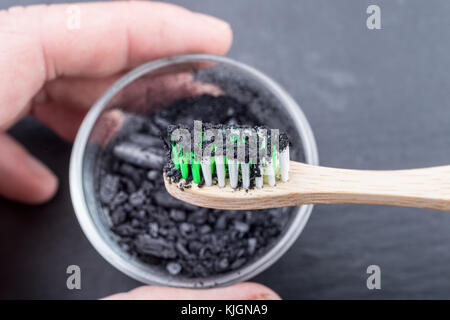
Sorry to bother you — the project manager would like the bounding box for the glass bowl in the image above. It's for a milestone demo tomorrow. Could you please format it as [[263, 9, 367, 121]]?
[[69, 54, 319, 288]]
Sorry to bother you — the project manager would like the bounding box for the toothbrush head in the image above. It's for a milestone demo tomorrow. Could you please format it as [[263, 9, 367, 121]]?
[[162, 120, 290, 190]]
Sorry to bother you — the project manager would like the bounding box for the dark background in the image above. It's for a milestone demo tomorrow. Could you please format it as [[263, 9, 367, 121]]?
[[1, 0, 450, 299]]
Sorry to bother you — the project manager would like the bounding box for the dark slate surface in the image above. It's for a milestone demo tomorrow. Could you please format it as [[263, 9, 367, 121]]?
[[1, 0, 450, 299]]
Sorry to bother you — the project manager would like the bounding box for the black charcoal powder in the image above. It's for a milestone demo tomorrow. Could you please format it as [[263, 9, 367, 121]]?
[[96, 94, 295, 278]]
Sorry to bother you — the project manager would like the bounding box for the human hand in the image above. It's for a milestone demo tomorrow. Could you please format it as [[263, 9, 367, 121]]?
[[0, 0, 232, 204], [104, 282, 280, 300], [1, 1, 281, 301]]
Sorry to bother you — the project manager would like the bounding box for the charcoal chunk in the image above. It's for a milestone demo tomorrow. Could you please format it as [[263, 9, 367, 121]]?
[[175, 241, 191, 257], [121, 177, 137, 194], [134, 234, 176, 259], [188, 240, 203, 253], [114, 224, 139, 236], [148, 222, 159, 238], [141, 180, 155, 194], [192, 264, 209, 277], [113, 143, 164, 169], [147, 170, 159, 181], [179, 223, 195, 238], [129, 133, 163, 148], [158, 227, 169, 237], [119, 163, 143, 185], [248, 238, 257, 255], [146, 121, 162, 136], [170, 209, 186, 222], [129, 190, 146, 207], [110, 191, 128, 209], [187, 209, 208, 225], [100, 174, 119, 203], [231, 258, 247, 270], [215, 258, 229, 272], [111, 208, 127, 225], [153, 115, 170, 129], [130, 209, 146, 220], [215, 215, 227, 230], [199, 225, 211, 234], [234, 221, 249, 233], [152, 191, 197, 210], [166, 262, 182, 275]]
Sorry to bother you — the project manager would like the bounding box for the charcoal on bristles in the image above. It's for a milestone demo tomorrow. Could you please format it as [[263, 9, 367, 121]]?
[[162, 121, 291, 190]]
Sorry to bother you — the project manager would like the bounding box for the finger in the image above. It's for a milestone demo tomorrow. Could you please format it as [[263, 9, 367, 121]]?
[[42, 71, 223, 110], [103, 282, 281, 300], [0, 134, 58, 204], [42, 74, 124, 110], [30, 73, 124, 142], [37, 1, 233, 78], [0, 1, 232, 130], [31, 102, 87, 141], [34, 72, 223, 141]]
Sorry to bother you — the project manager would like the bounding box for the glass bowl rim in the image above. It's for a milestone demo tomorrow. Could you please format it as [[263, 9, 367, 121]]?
[[69, 53, 319, 288]]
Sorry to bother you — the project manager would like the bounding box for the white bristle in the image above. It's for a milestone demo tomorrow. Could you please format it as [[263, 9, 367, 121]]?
[[255, 165, 263, 189], [201, 159, 212, 186], [241, 162, 250, 189], [215, 155, 226, 188], [266, 160, 276, 187], [228, 159, 239, 189], [280, 146, 290, 182]]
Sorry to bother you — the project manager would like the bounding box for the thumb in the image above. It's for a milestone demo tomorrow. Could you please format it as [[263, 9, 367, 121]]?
[[103, 282, 281, 300], [0, 133, 58, 204]]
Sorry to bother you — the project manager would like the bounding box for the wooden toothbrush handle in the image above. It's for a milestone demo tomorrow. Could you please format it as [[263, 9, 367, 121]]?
[[291, 162, 450, 211]]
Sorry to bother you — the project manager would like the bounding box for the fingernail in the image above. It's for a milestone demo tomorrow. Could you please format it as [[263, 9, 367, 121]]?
[[255, 294, 282, 300], [196, 13, 231, 31]]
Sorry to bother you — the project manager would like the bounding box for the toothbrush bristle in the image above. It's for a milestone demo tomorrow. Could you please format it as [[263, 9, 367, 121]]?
[[163, 121, 290, 189]]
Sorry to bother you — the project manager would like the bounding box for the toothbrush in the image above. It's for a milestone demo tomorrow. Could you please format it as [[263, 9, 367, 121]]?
[[163, 122, 450, 211]]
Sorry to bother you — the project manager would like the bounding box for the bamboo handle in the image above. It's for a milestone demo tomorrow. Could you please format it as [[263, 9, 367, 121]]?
[[292, 162, 450, 211], [164, 161, 450, 211]]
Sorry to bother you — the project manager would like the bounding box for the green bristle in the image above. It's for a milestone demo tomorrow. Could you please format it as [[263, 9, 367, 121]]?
[[168, 124, 286, 186], [191, 151, 201, 184], [211, 156, 216, 173], [180, 153, 189, 179], [224, 155, 228, 177], [171, 144, 180, 169], [210, 144, 216, 173]]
